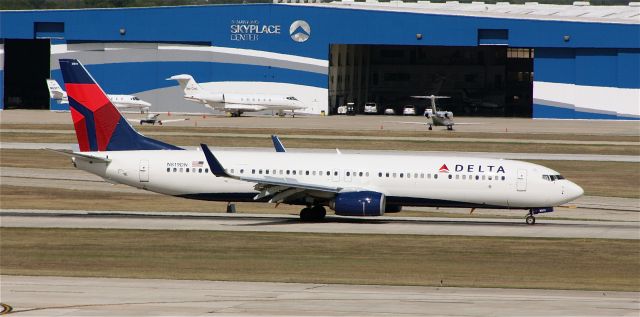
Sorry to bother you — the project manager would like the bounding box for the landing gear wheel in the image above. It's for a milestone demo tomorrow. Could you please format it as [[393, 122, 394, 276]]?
[[299, 206, 326, 222], [311, 205, 326, 221], [525, 215, 536, 225], [428, 125, 433, 131], [300, 208, 312, 222]]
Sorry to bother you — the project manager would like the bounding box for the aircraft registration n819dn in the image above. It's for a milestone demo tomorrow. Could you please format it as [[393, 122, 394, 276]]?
[[57, 59, 583, 225]]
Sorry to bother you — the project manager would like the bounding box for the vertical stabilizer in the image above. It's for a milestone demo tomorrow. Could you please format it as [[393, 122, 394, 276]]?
[[59, 59, 181, 152]]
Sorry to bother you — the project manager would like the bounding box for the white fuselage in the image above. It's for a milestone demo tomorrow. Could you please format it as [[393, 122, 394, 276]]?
[[74, 150, 583, 210], [108, 95, 152, 112], [187, 92, 305, 113]]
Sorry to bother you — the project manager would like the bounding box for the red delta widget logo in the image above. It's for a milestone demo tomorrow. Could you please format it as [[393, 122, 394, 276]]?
[[439, 163, 506, 173]]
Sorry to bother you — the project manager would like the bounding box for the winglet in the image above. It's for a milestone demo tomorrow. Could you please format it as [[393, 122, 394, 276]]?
[[271, 135, 287, 153], [200, 144, 230, 177]]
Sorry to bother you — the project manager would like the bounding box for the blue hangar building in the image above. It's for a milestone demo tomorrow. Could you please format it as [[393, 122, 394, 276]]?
[[1, 1, 639, 119]]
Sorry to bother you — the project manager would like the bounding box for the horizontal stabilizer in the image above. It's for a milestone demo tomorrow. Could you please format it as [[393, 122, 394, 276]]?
[[46, 149, 111, 163]]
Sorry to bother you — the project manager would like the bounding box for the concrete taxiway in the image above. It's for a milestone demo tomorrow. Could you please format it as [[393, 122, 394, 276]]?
[[2, 109, 640, 135], [2, 209, 638, 239], [1, 275, 638, 316]]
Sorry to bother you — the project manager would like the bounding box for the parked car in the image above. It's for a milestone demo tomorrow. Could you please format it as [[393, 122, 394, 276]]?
[[403, 105, 416, 115], [384, 107, 396, 115], [345, 102, 356, 116], [364, 102, 378, 114], [337, 105, 347, 115]]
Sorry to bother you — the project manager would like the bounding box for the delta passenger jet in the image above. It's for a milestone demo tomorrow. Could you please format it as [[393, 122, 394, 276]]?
[[56, 59, 583, 225]]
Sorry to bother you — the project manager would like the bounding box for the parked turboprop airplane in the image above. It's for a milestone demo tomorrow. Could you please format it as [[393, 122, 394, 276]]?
[[126, 113, 189, 126], [167, 74, 306, 117], [55, 59, 583, 225], [47, 79, 151, 113], [392, 95, 483, 131]]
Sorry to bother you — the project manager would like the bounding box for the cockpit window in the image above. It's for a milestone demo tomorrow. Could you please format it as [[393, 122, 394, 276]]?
[[286, 96, 298, 101], [132, 97, 140, 100], [543, 174, 565, 181]]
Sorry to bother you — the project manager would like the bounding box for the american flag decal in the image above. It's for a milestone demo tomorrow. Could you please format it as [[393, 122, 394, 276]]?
[[192, 161, 204, 167]]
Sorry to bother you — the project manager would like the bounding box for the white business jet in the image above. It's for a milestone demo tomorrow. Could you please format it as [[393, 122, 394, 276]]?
[[47, 79, 151, 113], [55, 59, 583, 225], [167, 74, 306, 117]]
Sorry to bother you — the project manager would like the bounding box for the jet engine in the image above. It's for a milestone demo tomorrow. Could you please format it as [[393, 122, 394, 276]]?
[[331, 191, 386, 216]]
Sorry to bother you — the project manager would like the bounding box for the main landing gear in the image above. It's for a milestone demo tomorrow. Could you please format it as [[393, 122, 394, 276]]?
[[300, 205, 326, 222]]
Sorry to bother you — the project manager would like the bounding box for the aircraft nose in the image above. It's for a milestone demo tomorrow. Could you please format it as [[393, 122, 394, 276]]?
[[566, 181, 584, 201]]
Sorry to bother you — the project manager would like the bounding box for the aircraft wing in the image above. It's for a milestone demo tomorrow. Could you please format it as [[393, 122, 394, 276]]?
[[384, 121, 429, 125], [159, 118, 190, 124], [200, 144, 345, 203], [224, 104, 267, 112]]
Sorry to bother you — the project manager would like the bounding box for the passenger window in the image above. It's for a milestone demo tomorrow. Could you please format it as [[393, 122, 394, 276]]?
[[198, 168, 202, 173], [179, 168, 183, 173], [386, 173, 390, 178], [265, 170, 269, 175], [186, 168, 190, 173], [293, 170, 297, 175], [252, 169, 256, 174], [240, 169, 244, 174], [462, 175, 466, 180], [434, 174, 438, 179], [334, 171, 338, 176], [427, 174, 431, 179], [455, 175, 459, 180], [259, 169, 263, 174], [205, 168, 209, 173], [414, 173, 418, 178], [407, 173, 411, 179], [488, 176, 492, 180], [502, 176, 506, 181], [448, 174, 452, 179], [287, 170, 290, 175], [166, 167, 170, 172], [392, 173, 397, 178], [306, 171, 310, 175], [359, 172, 363, 177], [482, 175, 486, 180], [366, 172, 369, 177], [379, 172, 382, 177], [420, 173, 424, 178], [319, 171, 323, 176], [313, 171, 317, 176], [475, 175, 480, 180], [272, 170, 276, 175]]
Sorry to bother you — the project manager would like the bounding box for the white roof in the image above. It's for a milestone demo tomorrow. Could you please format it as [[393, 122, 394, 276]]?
[[276, 0, 640, 24]]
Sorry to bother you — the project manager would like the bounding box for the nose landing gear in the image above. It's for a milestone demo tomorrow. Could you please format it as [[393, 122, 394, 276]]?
[[300, 205, 326, 222], [525, 207, 554, 225], [525, 214, 536, 225]]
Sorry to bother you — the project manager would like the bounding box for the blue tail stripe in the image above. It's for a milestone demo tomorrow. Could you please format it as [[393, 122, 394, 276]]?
[[60, 59, 96, 84], [107, 117, 182, 151], [68, 97, 98, 151]]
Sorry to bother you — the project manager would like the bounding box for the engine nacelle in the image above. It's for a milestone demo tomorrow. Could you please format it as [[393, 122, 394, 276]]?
[[331, 191, 386, 216], [202, 93, 224, 103], [385, 205, 402, 213]]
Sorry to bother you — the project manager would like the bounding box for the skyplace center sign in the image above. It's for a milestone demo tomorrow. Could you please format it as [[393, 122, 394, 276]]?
[[230, 20, 281, 41]]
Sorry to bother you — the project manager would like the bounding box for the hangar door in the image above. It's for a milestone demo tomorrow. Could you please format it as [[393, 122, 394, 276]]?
[[328, 44, 533, 117], [3, 39, 51, 109]]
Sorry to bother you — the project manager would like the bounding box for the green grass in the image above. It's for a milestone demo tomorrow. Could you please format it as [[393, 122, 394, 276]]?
[[1, 228, 638, 291]]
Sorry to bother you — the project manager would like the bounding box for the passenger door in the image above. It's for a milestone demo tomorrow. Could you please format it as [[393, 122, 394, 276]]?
[[516, 169, 527, 191], [139, 160, 149, 182]]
